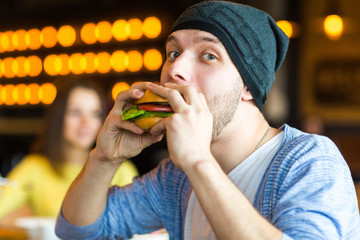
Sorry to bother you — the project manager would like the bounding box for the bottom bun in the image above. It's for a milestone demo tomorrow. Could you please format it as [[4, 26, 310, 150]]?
[[134, 117, 163, 131]]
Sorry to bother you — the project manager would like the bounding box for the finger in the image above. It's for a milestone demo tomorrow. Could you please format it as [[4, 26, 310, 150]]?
[[104, 114, 144, 135], [198, 91, 209, 110], [112, 88, 145, 115], [146, 83, 189, 113], [129, 81, 154, 91], [166, 83, 202, 107], [149, 118, 166, 136]]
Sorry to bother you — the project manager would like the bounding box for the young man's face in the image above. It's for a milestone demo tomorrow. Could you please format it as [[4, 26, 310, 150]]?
[[160, 29, 245, 138]]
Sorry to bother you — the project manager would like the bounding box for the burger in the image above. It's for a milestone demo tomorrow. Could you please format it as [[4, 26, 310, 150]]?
[[122, 89, 174, 131]]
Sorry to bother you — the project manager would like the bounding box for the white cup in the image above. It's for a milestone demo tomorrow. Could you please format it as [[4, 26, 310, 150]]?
[[15, 217, 59, 240]]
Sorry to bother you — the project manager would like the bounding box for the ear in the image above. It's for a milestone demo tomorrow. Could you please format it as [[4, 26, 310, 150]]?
[[241, 86, 253, 101]]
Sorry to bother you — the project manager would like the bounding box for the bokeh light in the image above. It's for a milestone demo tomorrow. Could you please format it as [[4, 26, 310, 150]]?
[[95, 52, 111, 73], [25, 83, 40, 105], [95, 21, 112, 43], [2, 84, 15, 105], [25, 55, 42, 77], [324, 14, 343, 40], [112, 19, 129, 41], [143, 17, 161, 39], [127, 50, 143, 72], [69, 53, 85, 75], [13, 84, 27, 105], [128, 18, 143, 40], [143, 49, 162, 71], [26, 29, 42, 50], [112, 82, 130, 100], [39, 83, 57, 104], [81, 23, 97, 44], [57, 25, 76, 47], [83, 52, 96, 74], [12, 29, 27, 51], [41, 26, 58, 48], [111, 50, 128, 72]]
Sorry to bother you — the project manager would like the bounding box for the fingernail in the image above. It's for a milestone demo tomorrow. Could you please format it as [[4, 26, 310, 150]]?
[[134, 89, 143, 96]]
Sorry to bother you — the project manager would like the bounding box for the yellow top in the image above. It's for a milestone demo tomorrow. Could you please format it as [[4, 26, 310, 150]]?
[[0, 154, 139, 218]]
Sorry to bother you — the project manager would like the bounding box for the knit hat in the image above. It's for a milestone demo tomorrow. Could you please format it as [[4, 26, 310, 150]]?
[[170, 0, 289, 111]]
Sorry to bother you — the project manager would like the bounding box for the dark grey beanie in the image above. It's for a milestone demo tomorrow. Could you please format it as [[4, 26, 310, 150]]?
[[170, 0, 289, 111]]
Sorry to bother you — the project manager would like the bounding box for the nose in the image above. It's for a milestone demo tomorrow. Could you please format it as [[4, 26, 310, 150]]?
[[166, 53, 192, 84], [80, 115, 91, 127]]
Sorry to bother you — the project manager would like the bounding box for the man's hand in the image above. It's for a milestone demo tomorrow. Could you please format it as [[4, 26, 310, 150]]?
[[91, 83, 165, 165], [148, 82, 214, 172]]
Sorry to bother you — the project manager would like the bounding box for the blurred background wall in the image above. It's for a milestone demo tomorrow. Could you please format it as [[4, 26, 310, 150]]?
[[0, 0, 359, 178]]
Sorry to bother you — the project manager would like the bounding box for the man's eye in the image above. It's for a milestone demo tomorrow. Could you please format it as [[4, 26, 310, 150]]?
[[202, 53, 216, 61], [168, 51, 180, 59]]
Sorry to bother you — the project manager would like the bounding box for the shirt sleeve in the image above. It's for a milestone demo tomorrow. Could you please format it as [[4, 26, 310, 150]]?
[[55, 160, 168, 240], [273, 154, 360, 239]]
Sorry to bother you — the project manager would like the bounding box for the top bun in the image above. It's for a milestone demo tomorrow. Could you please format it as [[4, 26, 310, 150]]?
[[136, 89, 168, 104]]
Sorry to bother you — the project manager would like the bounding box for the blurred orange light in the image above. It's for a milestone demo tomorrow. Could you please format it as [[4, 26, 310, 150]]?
[[127, 50, 143, 72], [95, 21, 112, 43], [81, 23, 97, 44], [58, 54, 70, 75], [112, 82, 129, 100], [57, 25, 76, 47], [0, 60, 2, 78], [111, 50, 128, 72], [112, 20, 129, 41], [95, 52, 111, 74], [12, 29, 27, 51], [128, 18, 143, 40], [143, 49, 162, 71], [83, 52, 96, 74], [25, 55, 42, 77], [69, 53, 85, 75], [324, 14, 343, 40], [13, 56, 27, 77], [39, 83, 57, 104], [54, 56, 63, 74], [277, 20, 293, 39], [0, 85, 2, 104], [143, 17, 161, 39], [13, 84, 27, 105], [0, 34, 4, 53], [0, 32, 9, 52], [3, 84, 15, 105], [25, 83, 40, 105], [11, 58, 19, 76], [3, 57, 15, 78], [26, 29, 42, 50], [2, 31, 15, 52], [44, 54, 59, 76], [41, 26, 58, 48]]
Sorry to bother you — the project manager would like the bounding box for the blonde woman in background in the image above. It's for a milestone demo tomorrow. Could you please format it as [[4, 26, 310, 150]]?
[[0, 79, 138, 225]]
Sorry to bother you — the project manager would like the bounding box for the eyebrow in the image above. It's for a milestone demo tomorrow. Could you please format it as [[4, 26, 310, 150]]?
[[165, 34, 220, 45]]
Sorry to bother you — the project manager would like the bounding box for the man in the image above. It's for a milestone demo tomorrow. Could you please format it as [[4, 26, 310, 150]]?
[[56, 1, 360, 239]]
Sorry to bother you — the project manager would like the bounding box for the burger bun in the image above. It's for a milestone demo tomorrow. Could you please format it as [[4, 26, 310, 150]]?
[[134, 116, 163, 131], [136, 90, 168, 104]]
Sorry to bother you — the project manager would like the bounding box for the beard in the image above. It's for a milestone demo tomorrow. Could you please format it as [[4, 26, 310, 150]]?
[[208, 78, 243, 142]]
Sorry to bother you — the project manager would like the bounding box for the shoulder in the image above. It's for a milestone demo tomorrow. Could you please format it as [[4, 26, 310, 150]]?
[[277, 125, 345, 171], [7, 153, 51, 174]]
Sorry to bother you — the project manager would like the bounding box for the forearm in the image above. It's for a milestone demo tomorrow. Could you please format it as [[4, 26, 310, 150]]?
[[186, 159, 282, 240], [62, 150, 123, 226]]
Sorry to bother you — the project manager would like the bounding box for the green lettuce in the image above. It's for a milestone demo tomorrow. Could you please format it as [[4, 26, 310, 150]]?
[[122, 105, 173, 121]]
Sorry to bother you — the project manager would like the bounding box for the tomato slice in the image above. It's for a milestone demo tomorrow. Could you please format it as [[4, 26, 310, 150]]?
[[137, 104, 173, 112]]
